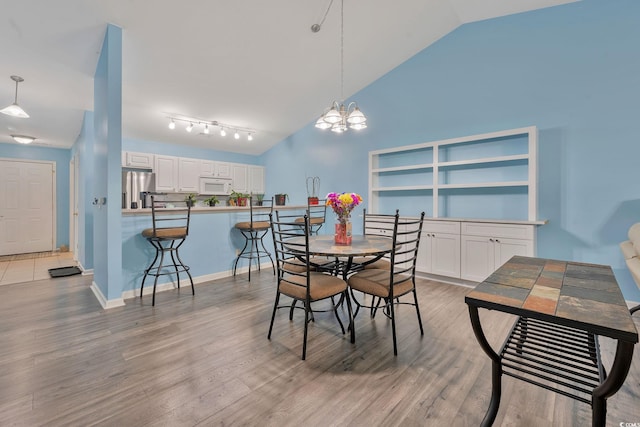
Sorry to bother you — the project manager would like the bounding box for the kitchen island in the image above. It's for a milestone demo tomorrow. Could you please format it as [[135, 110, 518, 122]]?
[[121, 204, 307, 300]]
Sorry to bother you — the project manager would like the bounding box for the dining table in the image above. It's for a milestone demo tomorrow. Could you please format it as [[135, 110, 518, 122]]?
[[285, 234, 395, 279], [465, 255, 638, 427]]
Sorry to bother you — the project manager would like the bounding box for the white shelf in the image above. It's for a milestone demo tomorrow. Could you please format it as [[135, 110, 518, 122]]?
[[372, 185, 434, 192], [439, 181, 529, 189], [439, 154, 528, 168], [368, 126, 538, 221], [372, 164, 433, 173]]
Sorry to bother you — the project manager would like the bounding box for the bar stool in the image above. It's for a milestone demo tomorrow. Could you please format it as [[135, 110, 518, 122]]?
[[232, 196, 275, 281], [140, 197, 194, 306]]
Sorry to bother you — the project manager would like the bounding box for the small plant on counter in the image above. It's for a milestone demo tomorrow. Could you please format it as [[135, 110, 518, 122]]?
[[185, 193, 197, 207], [203, 195, 219, 207], [254, 193, 265, 206]]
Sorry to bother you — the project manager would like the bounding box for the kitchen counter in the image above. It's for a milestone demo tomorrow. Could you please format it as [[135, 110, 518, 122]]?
[[122, 204, 308, 215]]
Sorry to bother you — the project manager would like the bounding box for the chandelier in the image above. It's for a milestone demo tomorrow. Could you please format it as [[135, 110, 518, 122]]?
[[314, 0, 367, 133], [0, 75, 29, 118]]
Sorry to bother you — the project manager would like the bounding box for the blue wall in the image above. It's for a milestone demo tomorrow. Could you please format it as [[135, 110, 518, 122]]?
[[0, 142, 70, 249], [93, 24, 123, 301], [263, 0, 640, 301]]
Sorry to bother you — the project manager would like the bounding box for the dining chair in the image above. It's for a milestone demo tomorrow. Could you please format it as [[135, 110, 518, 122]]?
[[269, 212, 354, 360], [232, 196, 275, 282], [347, 211, 425, 355], [349, 209, 399, 272], [140, 196, 194, 306], [295, 198, 327, 235]]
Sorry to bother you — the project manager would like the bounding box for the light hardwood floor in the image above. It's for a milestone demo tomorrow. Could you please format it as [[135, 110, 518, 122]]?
[[0, 271, 638, 426]]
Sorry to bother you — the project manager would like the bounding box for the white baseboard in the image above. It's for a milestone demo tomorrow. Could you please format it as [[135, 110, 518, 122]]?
[[76, 260, 93, 276], [90, 281, 125, 309]]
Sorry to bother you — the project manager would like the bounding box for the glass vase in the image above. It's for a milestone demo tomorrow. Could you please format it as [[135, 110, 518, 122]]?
[[334, 220, 352, 245]]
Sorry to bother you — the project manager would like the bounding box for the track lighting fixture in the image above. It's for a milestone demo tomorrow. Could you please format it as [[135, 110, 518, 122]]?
[[165, 114, 256, 142], [1, 75, 30, 118]]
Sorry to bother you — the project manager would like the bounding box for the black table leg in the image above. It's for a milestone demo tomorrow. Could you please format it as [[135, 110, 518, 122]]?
[[468, 306, 503, 427], [591, 340, 635, 427]]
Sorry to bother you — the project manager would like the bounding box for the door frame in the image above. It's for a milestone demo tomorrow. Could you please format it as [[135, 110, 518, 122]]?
[[70, 155, 79, 260]]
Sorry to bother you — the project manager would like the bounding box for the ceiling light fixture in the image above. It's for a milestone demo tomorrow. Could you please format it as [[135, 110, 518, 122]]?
[[165, 115, 256, 141], [1, 75, 30, 118], [314, 0, 367, 133], [11, 134, 35, 144]]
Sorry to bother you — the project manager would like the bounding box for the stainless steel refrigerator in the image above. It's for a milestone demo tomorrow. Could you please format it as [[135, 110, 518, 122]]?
[[122, 170, 156, 209]]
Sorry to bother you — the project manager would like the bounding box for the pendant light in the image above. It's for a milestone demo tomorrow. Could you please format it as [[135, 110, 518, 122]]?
[[1, 76, 29, 118], [315, 0, 367, 132]]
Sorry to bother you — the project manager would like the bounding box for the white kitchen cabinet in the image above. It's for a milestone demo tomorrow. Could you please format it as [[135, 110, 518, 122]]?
[[154, 155, 179, 192], [417, 221, 461, 278], [178, 157, 201, 193], [123, 151, 154, 169], [231, 163, 248, 193], [248, 165, 265, 195], [200, 160, 215, 177], [216, 162, 232, 178], [460, 222, 535, 282]]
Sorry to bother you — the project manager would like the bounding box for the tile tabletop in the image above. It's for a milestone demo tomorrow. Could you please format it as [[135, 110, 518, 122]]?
[[465, 256, 638, 342]]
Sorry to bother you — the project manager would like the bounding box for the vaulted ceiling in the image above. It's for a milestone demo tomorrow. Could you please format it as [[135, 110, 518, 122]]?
[[0, 0, 576, 155]]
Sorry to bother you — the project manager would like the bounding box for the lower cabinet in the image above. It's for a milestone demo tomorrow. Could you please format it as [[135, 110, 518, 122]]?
[[417, 221, 461, 278], [460, 222, 535, 282]]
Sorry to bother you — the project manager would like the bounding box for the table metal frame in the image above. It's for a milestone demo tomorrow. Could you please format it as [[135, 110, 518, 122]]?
[[465, 256, 638, 427]]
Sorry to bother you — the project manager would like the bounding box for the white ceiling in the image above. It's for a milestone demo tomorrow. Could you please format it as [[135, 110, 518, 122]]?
[[0, 0, 576, 155]]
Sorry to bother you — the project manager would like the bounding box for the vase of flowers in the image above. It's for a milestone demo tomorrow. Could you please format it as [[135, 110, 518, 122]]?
[[326, 192, 363, 245]]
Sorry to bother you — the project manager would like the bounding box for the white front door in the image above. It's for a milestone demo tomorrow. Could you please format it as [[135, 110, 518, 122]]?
[[0, 159, 55, 256]]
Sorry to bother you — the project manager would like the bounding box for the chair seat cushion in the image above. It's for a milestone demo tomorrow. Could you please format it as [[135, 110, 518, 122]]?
[[235, 221, 270, 230], [294, 217, 325, 225], [280, 272, 347, 301], [351, 257, 391, 270], [142, 227, 187, 239], [283, 257, 334, 273], [348, 268, 413, 298]]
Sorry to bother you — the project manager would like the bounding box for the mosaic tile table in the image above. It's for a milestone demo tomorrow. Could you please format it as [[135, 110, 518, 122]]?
[[465, 256, 638, 427]]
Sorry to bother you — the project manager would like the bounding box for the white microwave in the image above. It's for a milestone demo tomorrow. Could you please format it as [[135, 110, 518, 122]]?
[[199, 177, 232, 195]]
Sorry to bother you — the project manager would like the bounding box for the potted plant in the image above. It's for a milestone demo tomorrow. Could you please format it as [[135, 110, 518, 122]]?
[[254, 193, 265, 206], [203, 195, 219, 207], [228, 190, 240, 206], [275, 193, 288, 206], [237, 192, 249, 207], [185, 193, 197, 207]]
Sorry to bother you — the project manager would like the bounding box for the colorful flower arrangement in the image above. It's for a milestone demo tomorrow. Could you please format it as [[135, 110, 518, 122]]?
[[326, 192, 363, 223]]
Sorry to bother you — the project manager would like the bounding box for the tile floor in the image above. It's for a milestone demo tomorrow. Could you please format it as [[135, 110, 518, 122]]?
[[0, 252, 78, 286]]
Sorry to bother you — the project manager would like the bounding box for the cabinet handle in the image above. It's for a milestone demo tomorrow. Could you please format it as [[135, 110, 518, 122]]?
[[489, 238, 494, 242], [495, 239, 500, 243]]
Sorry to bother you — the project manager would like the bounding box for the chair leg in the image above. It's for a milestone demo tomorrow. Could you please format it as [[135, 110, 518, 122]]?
[[233, 234, 250, 277], [268, 291, 281, 339], [331, 296, 346, 335], [344, 290, 355, 344], [389, 295, 398, 356], [257, 230, 276, 275], [141, 239, 160, 298], [152, 247, 167, 306], [302, 299, 311, 360], [413, 288, 424, 335], [631, 304, 639, 315]]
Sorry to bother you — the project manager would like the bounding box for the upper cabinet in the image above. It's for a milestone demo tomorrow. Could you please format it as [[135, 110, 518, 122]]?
[[123, 151, 154, 169], [248, 165, 265, 195], [200, 161, 232, 178], [178, 157, 201, 193], [154, 155, 179, 192], [369, 126, 538, 221], [231, 163, 248, 193]]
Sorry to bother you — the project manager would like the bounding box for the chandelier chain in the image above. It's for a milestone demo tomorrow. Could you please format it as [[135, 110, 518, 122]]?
[[340, 0, 344, 102]]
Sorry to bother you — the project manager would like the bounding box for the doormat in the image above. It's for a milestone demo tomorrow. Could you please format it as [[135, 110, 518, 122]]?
[[48, 266, 82, 278]]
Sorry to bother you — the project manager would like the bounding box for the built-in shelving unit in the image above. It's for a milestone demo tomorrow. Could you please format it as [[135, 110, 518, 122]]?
[[368, 126, 538, 221]]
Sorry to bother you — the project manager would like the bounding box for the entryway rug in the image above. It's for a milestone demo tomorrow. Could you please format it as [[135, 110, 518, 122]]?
[[48, 266, 82, 278]]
